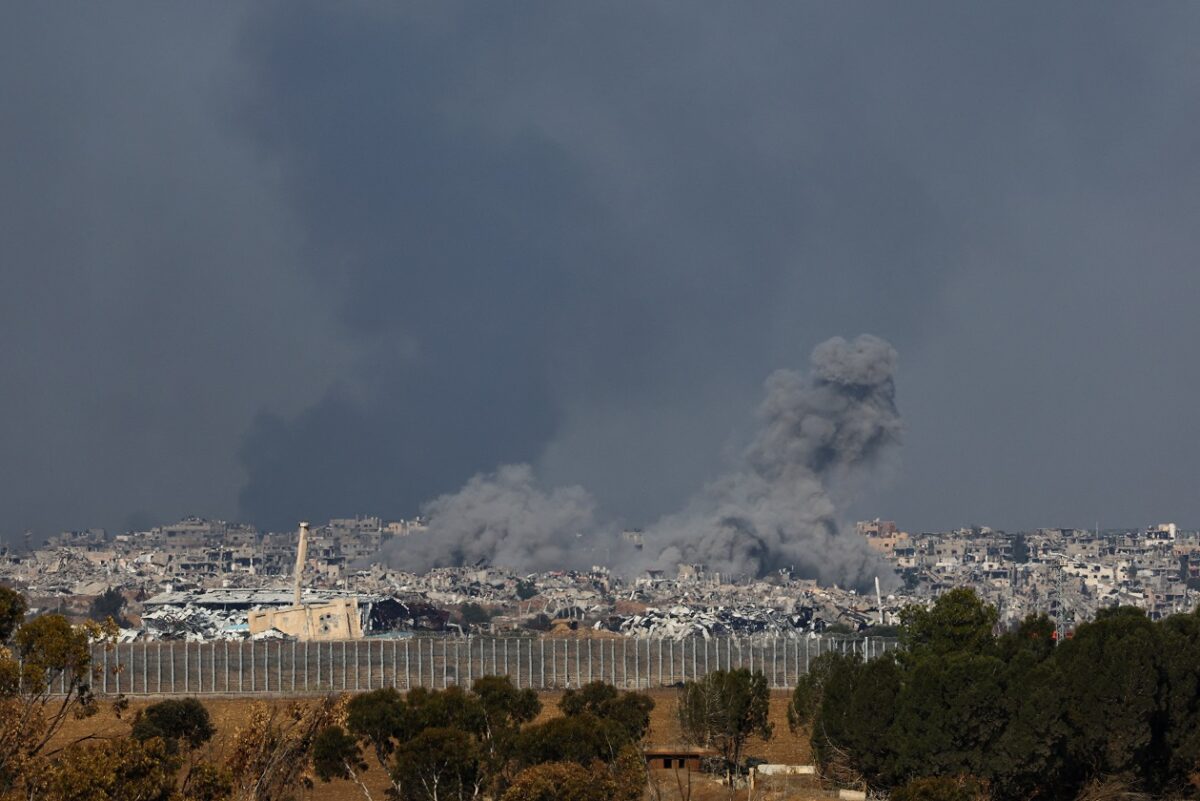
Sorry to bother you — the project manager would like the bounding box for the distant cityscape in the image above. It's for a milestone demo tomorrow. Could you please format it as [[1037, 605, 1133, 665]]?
[[2, 514, 1195, 643]]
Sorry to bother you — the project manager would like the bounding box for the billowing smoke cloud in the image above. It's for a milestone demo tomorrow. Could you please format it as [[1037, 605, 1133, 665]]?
[[380, 464, 600, 574], [639, 334, 901, 589], [384, 335, 900, 590]]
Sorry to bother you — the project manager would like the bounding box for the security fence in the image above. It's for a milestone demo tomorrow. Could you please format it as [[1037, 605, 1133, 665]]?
[[85, 635, 898, 697]]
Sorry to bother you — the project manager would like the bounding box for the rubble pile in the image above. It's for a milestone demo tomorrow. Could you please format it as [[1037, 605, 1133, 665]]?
[[141, 604, 247, 641], [604, 604, 833, 640]]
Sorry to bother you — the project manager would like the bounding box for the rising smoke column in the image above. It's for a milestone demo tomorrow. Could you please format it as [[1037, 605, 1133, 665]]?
[[638, 334, 901, 590], [379, 463, 600, 573], [383, 334, 900, 589]]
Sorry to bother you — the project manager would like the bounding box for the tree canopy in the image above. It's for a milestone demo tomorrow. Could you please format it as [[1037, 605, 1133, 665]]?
[[797, 589, 1200, 800]]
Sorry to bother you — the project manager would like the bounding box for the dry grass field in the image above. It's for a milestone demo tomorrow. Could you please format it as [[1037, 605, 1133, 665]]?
[[50, 690, 826, 800]]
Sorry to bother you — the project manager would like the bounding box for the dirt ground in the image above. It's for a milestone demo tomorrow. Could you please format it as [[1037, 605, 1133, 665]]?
[[51, 690, 827, 800]]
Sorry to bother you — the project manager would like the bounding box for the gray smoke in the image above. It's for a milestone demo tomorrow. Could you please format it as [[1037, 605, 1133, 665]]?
[[379, 463, 599, 573], [638, 334, 901, 589], [384, 335, 900, 589]]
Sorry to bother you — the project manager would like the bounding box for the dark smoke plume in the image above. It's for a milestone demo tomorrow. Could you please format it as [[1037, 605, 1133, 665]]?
[[383, 335, 900, 589], [638, 334, 901, 588]]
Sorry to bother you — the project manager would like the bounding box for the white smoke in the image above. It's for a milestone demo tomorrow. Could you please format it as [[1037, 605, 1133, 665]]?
[[382, 335, 900, 590]]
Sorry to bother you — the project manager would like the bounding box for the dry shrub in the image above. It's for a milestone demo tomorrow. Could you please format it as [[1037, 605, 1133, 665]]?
[[1074, 777, 1150, 801]]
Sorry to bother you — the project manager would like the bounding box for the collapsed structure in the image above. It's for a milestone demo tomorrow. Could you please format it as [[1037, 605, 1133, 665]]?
[[247, 522, 361, 640]]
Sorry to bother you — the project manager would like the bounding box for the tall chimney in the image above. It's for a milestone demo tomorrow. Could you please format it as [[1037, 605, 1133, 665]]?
[[294, 522, 310, 608]]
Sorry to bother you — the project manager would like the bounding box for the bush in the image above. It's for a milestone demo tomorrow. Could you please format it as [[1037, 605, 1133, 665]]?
[[39, 738, 178, 801], [891, 775, 987, 801], [501, 761, 608, 801]]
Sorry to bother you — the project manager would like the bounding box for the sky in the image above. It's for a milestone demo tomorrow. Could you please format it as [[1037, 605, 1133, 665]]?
[[3, 3, 1200, 540]]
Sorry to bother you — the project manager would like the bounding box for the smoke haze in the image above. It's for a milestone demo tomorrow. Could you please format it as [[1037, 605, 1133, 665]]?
[[8, 5, 1200, 540], [384, 335, 899, 589], [380, 464, 598, 574]]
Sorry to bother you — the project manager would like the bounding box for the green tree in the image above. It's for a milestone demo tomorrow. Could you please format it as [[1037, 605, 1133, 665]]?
[[989, 655, 1069, 800], [515, 714, 630, 767], [677, 668, 772, 779], [471, 676, 541, 795], [560, 681, 654, 742], [346, 687, 412, 769], [1055, 607, 1165, 787], [1156, 610, 1200, 792], [406, 686, 488, 738], [392, 727, 481, 801], [131, 697, 215, 754], [787, 650, 839, 732], [899, 588, 997, 661], [515, 581, 538, 601], [809, 653, 901, 788], [474, 675, 541, 735], [888, 652, 1007, 783], [0, 586, 27, 641], [0, 612, 111, 796], [312, 725, 373, 799]]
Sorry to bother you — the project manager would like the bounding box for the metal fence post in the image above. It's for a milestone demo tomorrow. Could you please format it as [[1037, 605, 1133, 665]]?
[[622, 638, 628, 688], [633, 638, 639, 689]]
